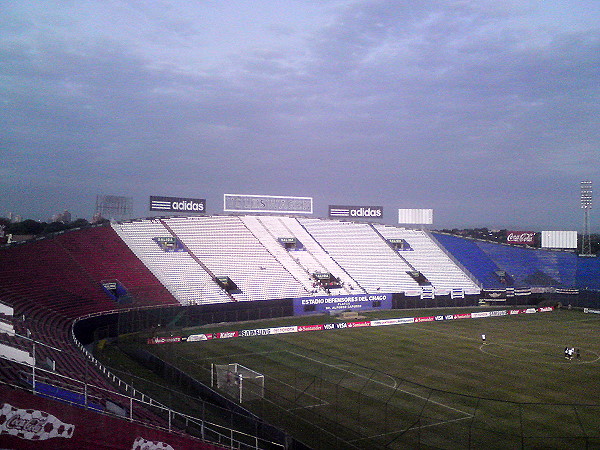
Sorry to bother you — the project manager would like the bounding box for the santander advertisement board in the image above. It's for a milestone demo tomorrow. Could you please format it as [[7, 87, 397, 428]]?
[[506, 231, 536, 245]]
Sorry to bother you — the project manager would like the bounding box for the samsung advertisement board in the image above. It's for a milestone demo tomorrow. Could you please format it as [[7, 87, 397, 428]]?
[[224, 194, 313, 214], [150, 196, 206, 213], [329, 205, 383, 219], [294, 293, 392, 315]]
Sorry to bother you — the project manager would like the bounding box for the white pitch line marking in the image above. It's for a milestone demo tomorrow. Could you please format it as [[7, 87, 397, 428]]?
[[348, 415, 473, 443], [287, 351, 473, 418]]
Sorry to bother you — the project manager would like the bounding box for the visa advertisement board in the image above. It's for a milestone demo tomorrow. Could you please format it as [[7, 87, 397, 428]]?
[[329, 205, 383, 219], [293, 293, 392, 315], [224, 194, 313, 214], [150, 196, 206, 213]]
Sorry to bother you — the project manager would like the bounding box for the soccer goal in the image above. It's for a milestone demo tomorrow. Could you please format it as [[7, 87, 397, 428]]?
[[211, 363, 265, 403]]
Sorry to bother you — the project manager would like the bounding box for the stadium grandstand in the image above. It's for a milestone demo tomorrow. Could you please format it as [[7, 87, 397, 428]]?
[[1, 215, 599, 448]]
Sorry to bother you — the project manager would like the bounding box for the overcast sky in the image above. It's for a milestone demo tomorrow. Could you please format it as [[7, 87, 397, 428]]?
[[1, 1, 599, 230]]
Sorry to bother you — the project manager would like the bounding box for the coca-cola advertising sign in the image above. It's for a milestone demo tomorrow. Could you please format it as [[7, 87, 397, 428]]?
[[506, 231, 536, 245], [0, 403, 75, 441], [132, 436, 175, 450]]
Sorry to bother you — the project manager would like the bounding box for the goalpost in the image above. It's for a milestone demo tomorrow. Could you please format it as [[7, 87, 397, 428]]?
[[211, 363, 265, 403]]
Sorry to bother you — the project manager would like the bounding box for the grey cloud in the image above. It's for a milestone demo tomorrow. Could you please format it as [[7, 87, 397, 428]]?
[[1, 1, 598, 230]]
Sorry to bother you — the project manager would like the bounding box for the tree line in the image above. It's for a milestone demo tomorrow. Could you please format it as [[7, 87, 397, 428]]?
[[0, 217, 108, 237]]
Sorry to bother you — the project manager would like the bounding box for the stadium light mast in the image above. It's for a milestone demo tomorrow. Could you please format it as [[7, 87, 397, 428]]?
[[95, 195, 133, 222], [580, 180, 592, 256]]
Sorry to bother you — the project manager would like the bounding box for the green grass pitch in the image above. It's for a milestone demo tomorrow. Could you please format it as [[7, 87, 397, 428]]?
[[145, 308, 600, 449]]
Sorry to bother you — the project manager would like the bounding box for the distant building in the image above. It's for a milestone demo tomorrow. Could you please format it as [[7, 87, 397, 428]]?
[[8, 213, 22, 223], [92, 212, 104, 223], [51, 210, 72, 223]]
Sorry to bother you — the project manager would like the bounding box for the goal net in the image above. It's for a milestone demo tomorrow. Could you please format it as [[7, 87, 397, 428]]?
[[211, 363, 265, 403]]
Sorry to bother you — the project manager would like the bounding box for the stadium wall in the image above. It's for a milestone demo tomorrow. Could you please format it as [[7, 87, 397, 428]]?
[[392, 292, 480, 309], [74, 298, 295, 345], [533, 290, 600, 309], [75, 294, 489, 345]]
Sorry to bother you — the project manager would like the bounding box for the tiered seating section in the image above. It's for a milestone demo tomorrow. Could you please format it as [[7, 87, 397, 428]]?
[[298, 218, 421, 294], [166, 216, 309, 302], [0, 295, 170, 428], [430, 233, 507, 289], [0, 225, 177, 320], [577, 257, 600, 290], [476, 241, 577, 287], [432, 232, 582, 289], [374, 225, 481, 295], [241, 216, 366, 295], [113, 216, 484, 303], [113, 219, 232, 305], [0, 224, 179, 427]]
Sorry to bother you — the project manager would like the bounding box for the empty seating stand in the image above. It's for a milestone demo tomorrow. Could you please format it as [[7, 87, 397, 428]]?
[[242, 216, 366, 295], [299, 218, 420, 294], [475, 241, 577, 288], [0, 224, 178, 428], [266, 216, 367, 295], [432, 232, 586, 290], [431, 232, 507, 290], [165, 216, 309, 302], [375, 225, 481, 295], [113, 219, 231, 305]]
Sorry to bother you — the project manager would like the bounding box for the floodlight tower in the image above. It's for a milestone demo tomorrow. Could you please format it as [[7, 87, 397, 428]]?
[[580, 180, 592, 256], [95, 195, 133, 221]]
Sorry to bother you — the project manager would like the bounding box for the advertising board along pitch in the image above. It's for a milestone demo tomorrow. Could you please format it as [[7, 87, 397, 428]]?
[[147, 307, 554, 345]]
